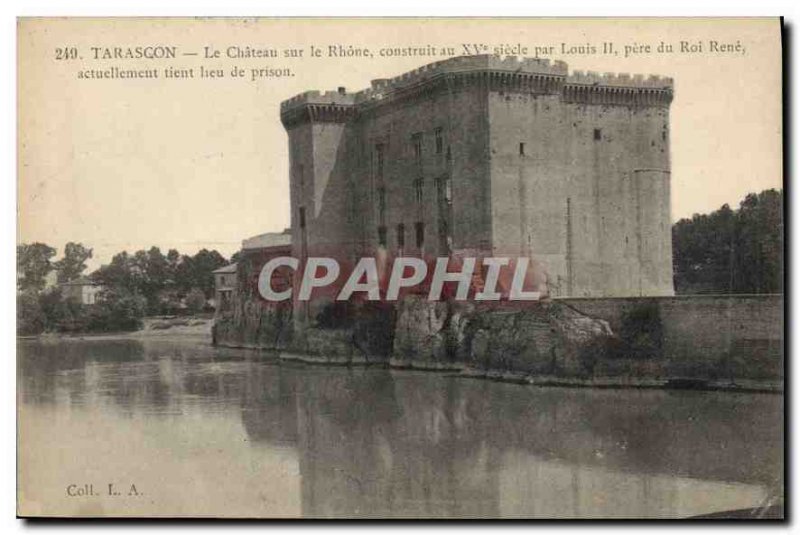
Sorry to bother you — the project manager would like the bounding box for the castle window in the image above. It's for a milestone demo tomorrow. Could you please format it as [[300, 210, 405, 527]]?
[[593, 128, 602, 141], [436, 175, 452, 205], [411, 133, 423, 165], [377, 186, 387, 224], [519, 142, 525, 156], [297, 163, 305, 189], [378, 226, 387, 247], [299, 206, 306, 229], [397, 223, 405, 249], [415, 221, 425, 248], [413, 178, 424, 204], [375, 143, 385, 179], [434, 127, 444, 154]]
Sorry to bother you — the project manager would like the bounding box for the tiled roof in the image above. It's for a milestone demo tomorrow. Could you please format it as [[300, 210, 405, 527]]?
[[242, 231, 292, 250], [213, 263, 238, 274]]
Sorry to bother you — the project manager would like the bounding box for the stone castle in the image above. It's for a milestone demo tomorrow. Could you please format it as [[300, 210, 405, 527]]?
[[280, 55, 674, 298]]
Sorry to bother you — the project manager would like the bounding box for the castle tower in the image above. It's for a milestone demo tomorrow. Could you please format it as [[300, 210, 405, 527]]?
[[280, 55, 675, 299], [280, 88, 356, 264]]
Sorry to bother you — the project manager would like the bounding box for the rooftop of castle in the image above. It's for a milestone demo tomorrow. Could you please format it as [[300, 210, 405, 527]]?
[[280, 55, 673, 112]]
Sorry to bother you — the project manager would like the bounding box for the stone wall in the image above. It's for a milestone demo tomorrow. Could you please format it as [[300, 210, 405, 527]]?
[[487, 90, 673, 298], [215, 292, 783, 389], [280, 55, 674, 299], [561, 295, 783, 383]]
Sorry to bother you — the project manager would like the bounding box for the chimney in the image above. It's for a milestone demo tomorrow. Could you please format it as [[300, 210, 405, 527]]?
[[337, 86, 346, 95]]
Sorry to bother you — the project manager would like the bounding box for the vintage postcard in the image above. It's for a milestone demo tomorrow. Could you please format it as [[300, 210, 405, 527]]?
[[17, 17, 783, 519]]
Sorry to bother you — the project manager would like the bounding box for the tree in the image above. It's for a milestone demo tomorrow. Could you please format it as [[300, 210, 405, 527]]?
[[190, 249, 227, 298], [54, 242, 93, 283], [90, 246, 232, 315], [732, 190, 783, 293], [92, 251, 135, 292], [17, 291, 45, 335], [185, 287, 206, 314], [673, 189, 782, 295], [88, 289, 147, 332], [166, 249, 181, 284], [17, 243, 56, 292], [175, 249, 227, 298]]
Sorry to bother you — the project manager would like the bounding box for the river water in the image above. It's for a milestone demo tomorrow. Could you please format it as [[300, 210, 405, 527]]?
[[18, 337, 783, 518]]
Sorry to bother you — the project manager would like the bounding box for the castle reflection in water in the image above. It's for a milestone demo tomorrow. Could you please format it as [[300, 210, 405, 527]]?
[[19, 338, 782, 518]]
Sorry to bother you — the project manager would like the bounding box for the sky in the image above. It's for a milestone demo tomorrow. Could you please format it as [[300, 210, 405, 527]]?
[[18, 18, 782, 270]]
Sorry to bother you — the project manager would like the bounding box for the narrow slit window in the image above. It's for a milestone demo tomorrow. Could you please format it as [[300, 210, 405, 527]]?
[[415, 221, 425, 248], [377, 186, 387, 224], [375, 143, 385, 179], [411, 133, 423, 165], [519, 142, 525, 156], [397, 223, 405, 249], [593, 128, 602, 141]]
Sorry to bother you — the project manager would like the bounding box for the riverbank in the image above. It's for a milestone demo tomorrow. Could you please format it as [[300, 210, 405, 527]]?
[[213, 343, 782, 394], [18, 316, 213, 342], [214, 294, 784, 394], [18, 319, 782, 393]]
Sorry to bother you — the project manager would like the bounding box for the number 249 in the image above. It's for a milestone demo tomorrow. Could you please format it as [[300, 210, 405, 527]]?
[[55, 47, 78, 60]]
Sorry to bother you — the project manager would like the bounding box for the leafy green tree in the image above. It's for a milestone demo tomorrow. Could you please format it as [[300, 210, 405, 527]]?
[[54, 242, 93, 283], [732, 190, 783, 293], [92, 251, 135, 292], [165, 248, 181, 285], [191, 249, 227, 298], [673, 189, 782, 294], [185, 287, 207, 314], [17, 291, 45, 335], [88, 290, 146, 332], [17, 243, 56, 292], [91, 246, 231, 314], [175, 249, 227, 298]]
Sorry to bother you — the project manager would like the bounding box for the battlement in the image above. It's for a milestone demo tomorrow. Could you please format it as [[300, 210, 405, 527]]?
[[280, 56, 674, 124], [280, 89, 356, 112], [280, 55, 570, 114], [567, 70, 673, 89], [354, 55, 568, 102]]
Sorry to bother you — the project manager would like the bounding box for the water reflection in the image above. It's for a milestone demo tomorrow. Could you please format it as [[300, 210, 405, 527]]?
[[18, 338, 782, 518]]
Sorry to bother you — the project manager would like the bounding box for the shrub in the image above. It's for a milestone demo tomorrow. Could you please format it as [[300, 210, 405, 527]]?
[[68, 290, 147, 332], [17, 291, 45, 336], [185, 288, 206, 315], [618, 301, 663, 359]]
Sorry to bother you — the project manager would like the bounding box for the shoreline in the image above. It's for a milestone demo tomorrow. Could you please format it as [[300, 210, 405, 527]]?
[[17, 317, 213, 342], [18, 331, 782, 394], [214, 341, 783, 394]]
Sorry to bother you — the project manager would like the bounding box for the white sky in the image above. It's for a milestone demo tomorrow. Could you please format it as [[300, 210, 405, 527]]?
[[17, 18, 782, 269]]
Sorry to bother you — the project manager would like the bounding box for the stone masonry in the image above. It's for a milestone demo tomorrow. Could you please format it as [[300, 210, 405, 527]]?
[[280, 55, 675, 304]]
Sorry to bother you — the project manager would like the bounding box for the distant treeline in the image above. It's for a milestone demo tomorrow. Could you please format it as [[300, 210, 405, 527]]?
[[17, 244, 234, 335], [672, 189, 782, 295], [17, 188, 782, 334]]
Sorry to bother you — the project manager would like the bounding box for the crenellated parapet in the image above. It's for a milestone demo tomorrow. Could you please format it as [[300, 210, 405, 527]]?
[[564, 70, 673, 107], [354, 55, 569, 110], [280, 55, 674, 127], [355, 55, 568, 101], [568, 70, 673, 89], [280, 90, 357, 128]]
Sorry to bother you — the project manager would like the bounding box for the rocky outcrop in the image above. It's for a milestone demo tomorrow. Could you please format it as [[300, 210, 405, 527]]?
[[214, 254, 396, 363], [214, 282, 782, 390], [391, 297, 614, 377]]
